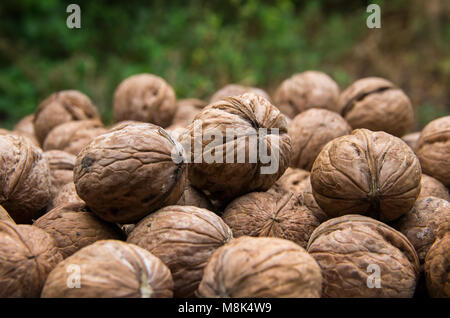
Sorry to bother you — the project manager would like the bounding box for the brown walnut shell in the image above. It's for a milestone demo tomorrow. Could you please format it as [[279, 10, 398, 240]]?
[[34, 90, 100, 145], [43, 150, 76, 199], [14, 114, 35, 137], [197, 236, 323, 298], [171, 98, 207, 127], [416, 116, 450, 187], [402, 132, 421, 152], [297, 177, 328, 223], [50, 182, 85, 210], [288, 108, 352, 170], [176, 183, 214, 211], [0, 128, 40, 147], [113, 74, 177, 128], [41, 240, 173, 298], [184, 93, 291, 203], [34, 203, 125, 259], [74, 123, 186, 223], [0, 221, 63, 297], [222, 191, 322, 248], [338, 77, 413, 137], [268, 167, 310, 196], [311, 128, 422, 222], [273, 71, 340, 119], [0, 205, 14, 224], [210, 84, 270, 103], [418, 174, 450, 201], [0, 135, 52, 224], [127, 205, 233, 297], [307, 215, 420, 298]]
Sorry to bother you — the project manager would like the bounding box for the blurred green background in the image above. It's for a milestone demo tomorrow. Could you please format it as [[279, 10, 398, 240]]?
[[0, 0, 449, 131]]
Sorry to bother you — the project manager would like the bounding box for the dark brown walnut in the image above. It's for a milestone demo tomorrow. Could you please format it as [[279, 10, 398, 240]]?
[[0, 205, 14, 224], [34, 90, 100, 145], [394, 196, 450, 265], [197, 236, 323, 298], [307, 215, 420, 298], [273, 71, 340, 119], [416, 116, 450, 187], [0, 135, 52, 224], [14, 114, 35, 137], [113, 73, 177, 128], [418, 174, 450, 201], [43, 120, 107, 155], [50, 182, 85, 209], [127, 205, 233, 297], [171, 98, 207, 127], [297, 177, 328, 223], [311, 129, 422, 222], [74, 122, 186, 223], [268, 167, 310, 196], [424, 223, 450, 298], [0, 128, 40, 147], [183, 93, 291, 203], [402, 132, 421, 152], [176, 183, 214, 211], [223, 191, 322, 248], [43, 150, 76, 199], [338, 77, 413, 137], [34, 203, 125, 259], [41, 240, 173, 298], [210, 84, 270, 103], [288, 109, 352, 170], [0, 221, 63, 297]]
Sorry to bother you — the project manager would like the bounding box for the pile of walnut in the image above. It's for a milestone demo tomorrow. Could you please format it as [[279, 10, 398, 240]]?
[[0, 71, 449, 298]]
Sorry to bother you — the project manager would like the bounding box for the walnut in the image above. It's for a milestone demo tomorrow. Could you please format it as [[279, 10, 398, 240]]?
[[127, 205, 233, 297], [43, 150, 76, 199], [0, 205, 14, 224], [34, 203, 125, 259], [418, 174, 449, 201], [0, 135, 52, 224], [14, 114, 35, 136], [402, 132, 421, 152], [338, 77, 413, 137], [297, 177, 328, 223], [416, 115, 450, 187], [177, 183, 214, 211], [210, 84, 270, 103], [113, 74, 177, 128], [268, 167, 310, 196], [171, 98, 207, 127], [34, 90, 100, 145], [184, 93, 291, 203], [197, 236, 323, 298], [222, 191, 322, 248], [41, 240, 173, 298], [394, 196, 450, 265], [311, 129, 421, 222], [0, 221, 63, 297], [50, 182, 85, 210], [74, 123, 186, 223], [307, 215, 420, 298], [43, 120, 106, 155], [288, 109, 352, 170], [0, 128, 40, 147], [273, 71, 340, 119]]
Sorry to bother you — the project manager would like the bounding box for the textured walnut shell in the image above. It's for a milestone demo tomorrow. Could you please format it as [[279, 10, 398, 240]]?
[[43, 150, 76, 199], [311, 129, 422, 222], [74, 123, 186, 223], [127, 205, 233, 297], [0, 222, 63, 297], [0, 128, 40, 147], [416, 116, 450, 187], [402, 132, 421, 152], [176, 183, 214, 211], [0, 205, 14, 224], [394, 197, 450, 265], [418, 174, 450, 201], [0, 135, 52, 224], [338, 77, 413, 137], [268, 167, 310, 196], [307, 215, 420, 298], [288, 109, 352, 170], [210, 84, 270, 103], [223, 191, 322, 248], [41, 240, 173, 298], [297, 177, 328, 223], [273, 71, 340, 119], [50, 182, 85, 210], [197, 236, 323, 298], [43, 120, 106, 155], [184, 93, 291, 202], [171, 99, 207, 127], [424, 229, 449, 298], [34, 90, 100, 145], [113, 74, 177, 128], [34, 203, 125, 259]]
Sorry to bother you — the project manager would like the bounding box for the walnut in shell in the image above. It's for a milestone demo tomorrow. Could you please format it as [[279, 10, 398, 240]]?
[[34, 203, 125, 259], [307, 215, 420, 298], [197, 236, 323, 298], [210, 84, 270, 103], [273, 71, 340, 119], [41, 240, 173, 298], [14, 114, 35, 137], [418, 174, 449, 201], [34, 90, 100, 145], [43, 150, 76, 199], [74, 123, 186, 223], [0, 205, 14, 224], [50, 182, 85, 210], [297, 177, 328, 223], [176, 183, 214, 211], [222, 191, 322, 248], [171, 98, 207, 127], [184, 93, 291, 203], [402, 132, 421, 152], [416, 116, 450, 187], [113, 74, 177, 128], [0, 221, 63, 297], [268, 167, 310, 196], [338, 77, 413, 137], [127, 205, 233, 297], [288, 108, 352, 170], [0, 135, 52, 223], [0, 128, 40, 147], [311, 129, 422, 222]]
